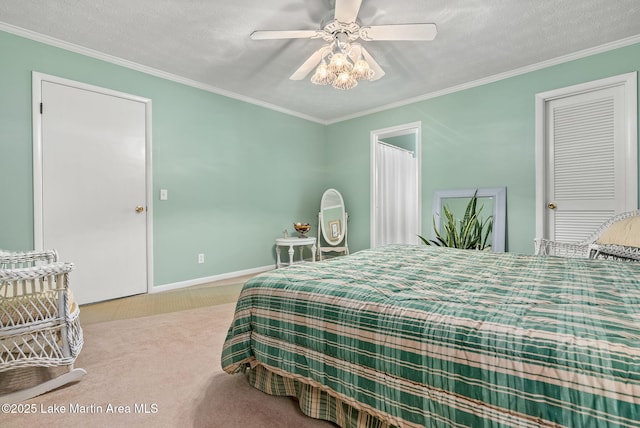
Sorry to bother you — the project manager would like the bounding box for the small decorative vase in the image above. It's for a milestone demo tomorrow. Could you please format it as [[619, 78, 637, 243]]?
[[294, 223, 311, 238]]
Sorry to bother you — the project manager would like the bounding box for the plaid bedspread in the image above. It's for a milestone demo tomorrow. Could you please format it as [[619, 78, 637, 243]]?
[[221, 245, 640, 427]]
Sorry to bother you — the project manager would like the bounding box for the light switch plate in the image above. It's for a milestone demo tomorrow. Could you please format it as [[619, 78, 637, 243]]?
[[160, 189, 168, 200]]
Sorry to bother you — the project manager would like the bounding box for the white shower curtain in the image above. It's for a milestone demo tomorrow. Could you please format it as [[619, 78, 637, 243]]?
[[374, 141, 418, 246]]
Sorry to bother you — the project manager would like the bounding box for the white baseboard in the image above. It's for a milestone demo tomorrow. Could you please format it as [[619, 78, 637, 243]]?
[[151, 264, 274, 294]]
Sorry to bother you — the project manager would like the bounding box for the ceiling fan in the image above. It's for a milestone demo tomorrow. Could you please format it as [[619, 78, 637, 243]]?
[[250, 0, 437, 89]]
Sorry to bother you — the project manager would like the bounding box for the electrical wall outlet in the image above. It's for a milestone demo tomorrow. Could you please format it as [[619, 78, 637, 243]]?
[[198, 253, 205, 264]]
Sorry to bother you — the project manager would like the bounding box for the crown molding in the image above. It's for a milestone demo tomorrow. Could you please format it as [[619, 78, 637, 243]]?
[[0, 22, 326, 125], [328, 34, 640, 124], [2, 21, 639, 126]]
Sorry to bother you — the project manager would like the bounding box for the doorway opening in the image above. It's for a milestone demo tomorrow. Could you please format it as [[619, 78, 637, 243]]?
[[370, 122, 422, 247]]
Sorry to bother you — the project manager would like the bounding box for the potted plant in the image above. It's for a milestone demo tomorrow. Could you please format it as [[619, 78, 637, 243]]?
[[419, 190, 493, 250]]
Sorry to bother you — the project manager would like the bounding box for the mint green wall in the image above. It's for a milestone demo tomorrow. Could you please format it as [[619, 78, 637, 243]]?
[[0, 31, 326, 285], [327, 43, 640, 254], [2, 29, 639, 287]]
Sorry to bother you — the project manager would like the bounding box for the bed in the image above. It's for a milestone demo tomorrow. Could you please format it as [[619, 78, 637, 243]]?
[[221, 245, 640, 427]]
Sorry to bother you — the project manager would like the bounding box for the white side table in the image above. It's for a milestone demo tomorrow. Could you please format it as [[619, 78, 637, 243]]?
[[275, 237, 316, 268]]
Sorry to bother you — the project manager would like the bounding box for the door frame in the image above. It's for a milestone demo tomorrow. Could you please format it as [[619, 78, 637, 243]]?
[[370, 121, 422, 247], [32, 71, 154, 295], [534, 72, 638, 239]]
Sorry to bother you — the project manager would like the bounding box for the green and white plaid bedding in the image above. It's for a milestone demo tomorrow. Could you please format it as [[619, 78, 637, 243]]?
[[221, 245, 640, 427]]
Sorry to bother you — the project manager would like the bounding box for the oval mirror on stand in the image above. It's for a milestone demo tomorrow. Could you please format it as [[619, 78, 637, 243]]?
[[318, 188, 349, 260]]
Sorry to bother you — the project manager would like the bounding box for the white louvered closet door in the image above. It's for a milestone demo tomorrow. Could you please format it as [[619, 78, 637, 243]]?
[[545, 84, 629, 242]]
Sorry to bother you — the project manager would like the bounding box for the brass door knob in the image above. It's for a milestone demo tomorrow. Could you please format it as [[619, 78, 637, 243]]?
[[135, 206, 144, 213], [547, 202, 557, 209]]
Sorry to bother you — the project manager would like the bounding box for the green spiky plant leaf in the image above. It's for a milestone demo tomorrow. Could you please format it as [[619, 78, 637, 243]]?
[[418, 190, 493, 250]]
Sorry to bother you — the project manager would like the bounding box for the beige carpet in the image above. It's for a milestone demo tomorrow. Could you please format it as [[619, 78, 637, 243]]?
[[2, 302, 335, 428], [79, 277, 251, 325]]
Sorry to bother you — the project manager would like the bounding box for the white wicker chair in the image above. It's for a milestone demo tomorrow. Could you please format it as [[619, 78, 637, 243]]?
[[0, 249, 85, 403], [534, 210, 640, 261]]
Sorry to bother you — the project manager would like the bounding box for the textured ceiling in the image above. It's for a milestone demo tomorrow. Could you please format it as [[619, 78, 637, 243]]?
[[1, 0, 640, 123]]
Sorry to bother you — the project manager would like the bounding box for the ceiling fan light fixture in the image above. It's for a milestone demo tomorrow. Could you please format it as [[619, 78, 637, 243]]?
[[352, 58, 374, 81], [309, 45, 372, 90], [328, 52, 352, 74], [332, 71, 358, 90], [310, 61, 335, 85]]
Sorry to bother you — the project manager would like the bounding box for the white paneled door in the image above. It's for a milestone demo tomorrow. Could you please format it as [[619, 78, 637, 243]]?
[[33, 74, 151, 304], [536, 73, 637, 242]]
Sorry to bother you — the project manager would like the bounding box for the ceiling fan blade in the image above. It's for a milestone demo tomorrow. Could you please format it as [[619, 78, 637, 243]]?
[[360, 47, 385, 81], [250, 30, 323, 40], [334, 0, 363, 23], [360, 23, 438, 41], [289, 46, 331, 80]]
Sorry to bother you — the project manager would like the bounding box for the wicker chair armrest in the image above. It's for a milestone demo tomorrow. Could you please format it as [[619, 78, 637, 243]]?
[[589, 243, 640, 262], [0, 262, 73, 282], [1, 262, 75, 301], [534, 238, 591, 258], [0, 249, 59, 268], [1, 262, 76, 328]]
